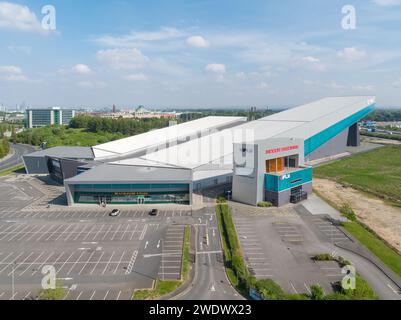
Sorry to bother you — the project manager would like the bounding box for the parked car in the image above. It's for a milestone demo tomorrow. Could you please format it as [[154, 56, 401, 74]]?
[[149, 209, 159, 216], [109, 209, 120, 217]]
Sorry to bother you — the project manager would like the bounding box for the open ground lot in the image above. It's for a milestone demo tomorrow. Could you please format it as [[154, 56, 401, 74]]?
[[0, 174, 191, 300], [230, 200, 401, 299], [314, 145, 401, 204]]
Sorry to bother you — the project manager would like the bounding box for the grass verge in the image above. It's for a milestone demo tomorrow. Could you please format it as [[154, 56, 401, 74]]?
[[132, 225, 191, 300], [314, 189, 401, 278], [0, 164, 25, 177]]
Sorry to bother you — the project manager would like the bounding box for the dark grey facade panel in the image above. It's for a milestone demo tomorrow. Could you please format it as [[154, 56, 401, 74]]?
[[23, 155, 49, 174], [265, 182, 312, 207], [347, 123, 360, 147]]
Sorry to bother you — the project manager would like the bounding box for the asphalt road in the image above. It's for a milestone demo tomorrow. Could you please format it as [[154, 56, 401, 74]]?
[[0, 144, 35, 172], [176, 206, 243, 300]]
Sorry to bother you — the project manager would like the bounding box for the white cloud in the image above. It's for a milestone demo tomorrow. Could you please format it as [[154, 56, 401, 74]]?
[[302, 56, 320, 63], [257, 81, 270, 89], [205, 63, 226, 74], [77, 81, 106, 88], [7, 45, 31, 55], [72, 64, 91, 75], [0, 65, 22, 74], [235, 72, 247, 79], [392, 78, 401, 87], [352, 85, 375, 91], [338, 47, 367, 62], [125, 73, 147, 81], [0, 2, 43, 32], [186, 36, 210, 48], [372, 0, 401, 6], [97, 48, 149, 70], [93, 27, 185, 47], [0, 65, 27, 81]]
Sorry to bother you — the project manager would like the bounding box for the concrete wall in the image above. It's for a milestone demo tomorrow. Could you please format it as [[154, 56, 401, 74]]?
[[23, 155, 49, 174]]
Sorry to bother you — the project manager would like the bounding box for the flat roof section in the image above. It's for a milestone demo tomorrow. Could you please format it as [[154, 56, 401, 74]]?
[[65, 163, 192, 183], [25, 146, 94, 160], [91, 116, 246, 160]]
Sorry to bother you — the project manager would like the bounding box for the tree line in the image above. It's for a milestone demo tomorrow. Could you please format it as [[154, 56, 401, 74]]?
[[0, 138, 10, 159], [365, 109, 401, 122], [69, 115, 175, 135]]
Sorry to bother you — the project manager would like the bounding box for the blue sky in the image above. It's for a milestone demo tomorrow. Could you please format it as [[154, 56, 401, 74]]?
[[1, 0, 401, 108]]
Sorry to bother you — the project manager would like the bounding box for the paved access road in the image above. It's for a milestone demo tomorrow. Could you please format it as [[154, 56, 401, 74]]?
[[176, 197, 243, 300], [0, 144, 36, 172]]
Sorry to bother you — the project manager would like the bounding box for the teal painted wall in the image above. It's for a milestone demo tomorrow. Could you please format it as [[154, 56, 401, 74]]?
[[304, 104, 375, 156], [265, 167, 313, 192]]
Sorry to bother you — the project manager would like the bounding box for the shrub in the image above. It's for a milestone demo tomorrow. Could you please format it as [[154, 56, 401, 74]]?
[[337, 276, 378, 300], [312, 253, 334, 262], [310, 284, 325, 300], [257, 201, 272, 207], [340, 203, 357, 221], [254, 279, 285, 300]]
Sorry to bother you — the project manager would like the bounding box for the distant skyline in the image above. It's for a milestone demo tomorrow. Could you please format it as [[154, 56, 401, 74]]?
[[1, 0, 401, 108]]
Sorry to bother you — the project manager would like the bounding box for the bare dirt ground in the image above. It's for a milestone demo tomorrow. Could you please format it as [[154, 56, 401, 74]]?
[[314, 178, 401, 253]]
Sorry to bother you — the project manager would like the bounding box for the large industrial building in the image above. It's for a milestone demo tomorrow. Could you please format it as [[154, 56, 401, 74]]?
[[22, 96, 375, 207]]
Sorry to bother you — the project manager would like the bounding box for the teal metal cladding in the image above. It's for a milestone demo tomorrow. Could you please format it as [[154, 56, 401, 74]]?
[[265, 167, 313, 192], [304, 104, 375, 156]]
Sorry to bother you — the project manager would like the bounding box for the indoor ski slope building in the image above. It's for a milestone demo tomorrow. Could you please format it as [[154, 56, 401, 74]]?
[[22, 96, 375, 207]]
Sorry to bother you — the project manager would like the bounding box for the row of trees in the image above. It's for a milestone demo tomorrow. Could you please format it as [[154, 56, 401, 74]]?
[[0, 138, 10, 159], [365, 109, 401, 122], [69, 115, 173, 135]]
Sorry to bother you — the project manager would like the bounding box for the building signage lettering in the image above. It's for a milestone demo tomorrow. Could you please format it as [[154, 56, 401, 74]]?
[[266, 145, 299, 154]]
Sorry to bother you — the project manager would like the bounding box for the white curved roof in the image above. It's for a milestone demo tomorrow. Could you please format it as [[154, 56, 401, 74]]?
[[91, 116, 246, 160]]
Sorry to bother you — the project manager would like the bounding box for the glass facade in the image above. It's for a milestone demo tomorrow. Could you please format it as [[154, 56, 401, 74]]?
[[62, 110, 74, 125], [72, 183, 190, 205], [26, 109, 76, 128]]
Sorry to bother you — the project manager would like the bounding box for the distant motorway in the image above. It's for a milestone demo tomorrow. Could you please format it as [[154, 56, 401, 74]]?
[[0, 143, 36, 172]]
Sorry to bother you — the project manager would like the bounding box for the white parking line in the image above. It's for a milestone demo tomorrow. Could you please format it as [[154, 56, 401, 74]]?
[[113, 251, 126, 274], [18, 251, 46, 276], [32, 251, 55, 275], [92, 224, 105, 241], [67, 250, 86, 275], [90, 290, 96, 300], [90, 251, 105, 275], [57, 252, 75, 273], [78, 251, 96, 275], [102, 251, 115, 275], [111, 225, 122, 241]]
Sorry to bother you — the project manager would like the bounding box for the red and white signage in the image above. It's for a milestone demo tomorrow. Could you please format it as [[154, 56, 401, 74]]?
[[266, 145, 299, 155]]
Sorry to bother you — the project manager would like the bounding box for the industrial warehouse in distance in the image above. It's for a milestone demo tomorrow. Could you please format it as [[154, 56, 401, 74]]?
[[22, 96, 375, 208]]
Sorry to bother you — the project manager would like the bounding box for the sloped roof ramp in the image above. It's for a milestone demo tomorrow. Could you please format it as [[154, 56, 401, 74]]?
[[91, 116, 246, 160]]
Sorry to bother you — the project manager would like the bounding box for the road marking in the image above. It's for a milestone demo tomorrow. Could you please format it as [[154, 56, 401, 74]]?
[[113, 251, 126, 274], [78, 251, 96, 275], [67, 250, 86, 275], [102, 251, 115, 275], [18, 251, 46, 276], [90, 290, 96, 300], [387, 284, 400, 295], [90, 251, 105, 275], [125, 250, 138, 275], [139, 224, 148, 241]]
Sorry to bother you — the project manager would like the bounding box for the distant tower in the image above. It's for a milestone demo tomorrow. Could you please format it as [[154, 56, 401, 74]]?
[[249, 107, 257, 121], [112, 104, 117, 113]]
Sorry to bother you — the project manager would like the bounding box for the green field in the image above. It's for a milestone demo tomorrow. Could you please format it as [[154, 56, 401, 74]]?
[[314, 146, 401, 204]]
